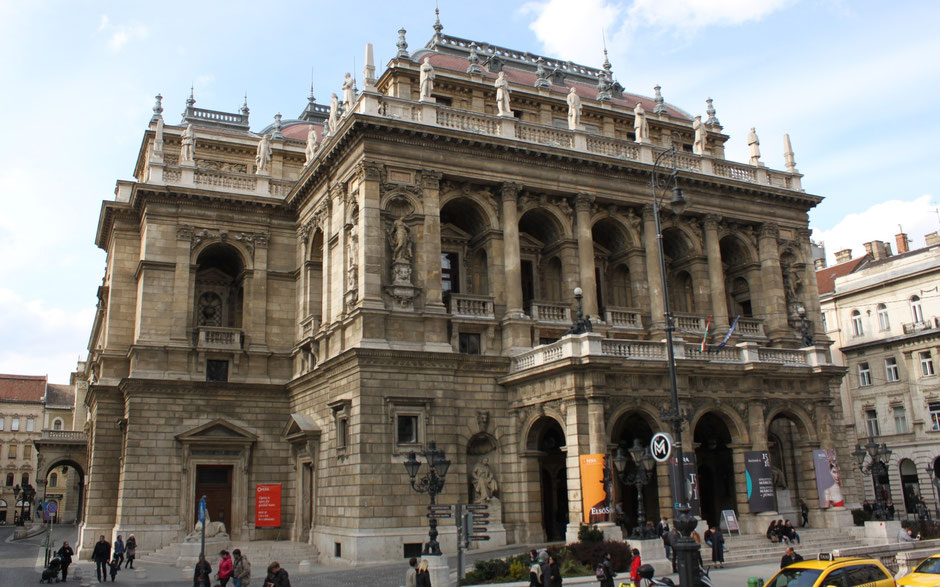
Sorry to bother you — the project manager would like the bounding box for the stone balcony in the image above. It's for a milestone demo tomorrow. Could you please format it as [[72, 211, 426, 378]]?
[[529, 300, 571, 324], [446, 293, 496, 319], [902, 317, 939, 334], [507, 332, 830, 375], [193, 326, 244, 351], [38, 430, 87, 444]]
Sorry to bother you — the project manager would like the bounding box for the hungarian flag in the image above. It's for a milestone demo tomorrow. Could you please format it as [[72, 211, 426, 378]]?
[[700, 316, 712, 352]]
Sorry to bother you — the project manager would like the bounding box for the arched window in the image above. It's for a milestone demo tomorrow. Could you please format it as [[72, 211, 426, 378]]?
[[911, 295, 924, 323], [52, 419, 63, 431], [21, 473, 29, 485], [49, 473, 58, 487], [877, 303, 890, 331], [193, 244, 245, 330], [851, 310, 864, 336], [544, 257, 563, 301], [5, 473, 12, 486], [609, 264, 632, 308]]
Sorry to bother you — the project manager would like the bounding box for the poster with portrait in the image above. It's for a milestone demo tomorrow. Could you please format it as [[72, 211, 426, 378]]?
[[813, 449, 845, 509], [580, 454, 613, 524], [668, 452, 700, 518], [745, 450, 776, 512]]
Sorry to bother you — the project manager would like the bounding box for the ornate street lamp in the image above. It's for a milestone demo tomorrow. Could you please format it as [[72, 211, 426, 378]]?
[[403, 442, 451, 555], [852, 435, 892, 520], [12, 482, 36, 526], [649, 146, 699, 586], [567, 287, 593, 335], [613, 438, 658, 539]]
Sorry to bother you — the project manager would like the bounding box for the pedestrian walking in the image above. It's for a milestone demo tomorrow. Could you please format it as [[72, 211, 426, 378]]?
[[113, 534, 125, 568], [630, 548, 642, 586], [405, 557, 418, 587], [57, 541, 74, 582], [232, 548, 251, 587], [548, 554, 563, 586], [598, 552, 615, 587], [264, 561, 291, 587], [194, 553, 212, 587], [539, 549, 551, 585], [217, 549, 234, 586], [710, 527, 725, 568], [416, 559, 431, 587], [124, 534, 137, 568], [92, 534, 111, 583], [109, 555, 121, 582]]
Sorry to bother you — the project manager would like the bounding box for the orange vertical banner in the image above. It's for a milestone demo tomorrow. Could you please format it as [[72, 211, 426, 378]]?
[[580, 454, 613, 524], [255, 483, 282, 527]]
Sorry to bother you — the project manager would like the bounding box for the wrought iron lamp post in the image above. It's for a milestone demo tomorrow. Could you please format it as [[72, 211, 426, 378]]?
[[12, 482, 35, 526], [567, 287, 593, 335], [852, 435, 892, 520], [613, 438, 658, 539], [403, 442, 451, 555], [649, 146, 699, 586]]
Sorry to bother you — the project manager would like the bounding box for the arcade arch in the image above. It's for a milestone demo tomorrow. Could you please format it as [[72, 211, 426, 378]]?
[[525, 416, 568, 541], [693, 412, 736, 526], [193, 244, 245, 330], [609, 411, 660, 531]]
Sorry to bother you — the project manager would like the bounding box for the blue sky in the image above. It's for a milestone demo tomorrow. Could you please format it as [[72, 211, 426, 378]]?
[[0, 0, 938, 382]]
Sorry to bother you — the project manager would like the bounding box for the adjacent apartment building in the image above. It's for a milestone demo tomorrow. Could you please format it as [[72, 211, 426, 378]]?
[[0, 374, 46, 524], [818, 231, 940, 517]]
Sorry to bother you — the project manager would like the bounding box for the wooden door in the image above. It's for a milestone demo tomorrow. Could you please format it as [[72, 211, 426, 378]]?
[[195, 465, 233, 529]]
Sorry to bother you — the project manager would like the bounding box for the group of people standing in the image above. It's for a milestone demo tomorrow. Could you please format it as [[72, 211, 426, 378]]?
[[403, 557, 434, 586], [193, 549, 264, 587], [89, 534, 137, 582], [657, 517, 726, 570]]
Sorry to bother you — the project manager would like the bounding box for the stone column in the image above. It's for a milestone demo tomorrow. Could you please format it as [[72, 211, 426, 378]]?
[[247, 235, 269, 349], [797, 228, 824, 339], [420, 171, 446, 312], [317, 203, 331, 326], [297, 224, 311, 323], [171, 226, 194, 342], [757, 223, 788, 337], [643, 205, 665, 330], [587, 397, 607, 455], [575, 193, 599, 320], [703, 215, 729, 328], [357, 162, 385, 309], [500, 183, 524, 317]]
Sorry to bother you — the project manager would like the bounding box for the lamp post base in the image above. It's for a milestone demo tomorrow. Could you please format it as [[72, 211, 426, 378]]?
[[424, 553, 449, 587]]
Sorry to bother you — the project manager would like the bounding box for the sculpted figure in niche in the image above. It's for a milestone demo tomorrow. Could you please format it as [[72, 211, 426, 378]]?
[[328, 93, 340, 133], [180, 123, 195, 164], [748, 127, 761, 165], [255, 134, 272, 174], [692, 115, 706, 155], [419, 56, 435, 101], [388, 217, 413, 263], [342, 72, 356, 111], [633, 103, 649, 143], [304, 126, 318, 163], [495, 71, 513, 116], [472, 457, 498, 503], [566, 86, 582, 130]]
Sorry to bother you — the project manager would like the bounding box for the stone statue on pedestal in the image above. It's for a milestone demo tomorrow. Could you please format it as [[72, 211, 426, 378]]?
[[634, 103, 649, 143], [567, 87, 582, 130], [180, 124, 195, 165], [495, 72, 513, 117], [388, 217, 412, 264], [472, 458, 499, 503], [693, 116, 706, 155], [255, 134, 272, 175], [419, 57, 435, 101], [342, 73, 356, 111], [328, 93, 340, 134], [305, 126, 318, 164], [748, 127, 761, 165]]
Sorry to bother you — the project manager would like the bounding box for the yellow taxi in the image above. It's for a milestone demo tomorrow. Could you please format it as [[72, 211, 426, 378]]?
[[764, 553, 896, 587], [897, 553, 940, 586]]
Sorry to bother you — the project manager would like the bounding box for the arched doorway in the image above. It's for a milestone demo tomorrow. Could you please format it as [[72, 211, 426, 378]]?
[[0, 498, 7, 524], [768, 415, 803, 514], [40, 459, 86, 525], [694, 413, 736, 526], [900, 459, 921, 515], [527, 417, 568, 541], [610, 412, 660, 533]]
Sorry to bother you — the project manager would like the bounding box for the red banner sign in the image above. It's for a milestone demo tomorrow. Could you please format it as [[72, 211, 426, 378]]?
[[255, 484, 282, 527]]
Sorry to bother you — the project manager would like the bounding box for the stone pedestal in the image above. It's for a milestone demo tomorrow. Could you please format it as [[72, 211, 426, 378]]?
[[630, 537, 671, 575], [815, 507, 854, 530], [425, 553, 449, 587], [385, 261, 419, 309], [863, 519, 901, 545], [740, 511, 778, 535], [176, 536, 231, 568], [597, 522, 623, 542]]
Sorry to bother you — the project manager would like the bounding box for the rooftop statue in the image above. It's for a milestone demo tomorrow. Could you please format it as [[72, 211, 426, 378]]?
[[305, 125, 318, 164], [748, 127, 761, 165], [495, 71, 513, 117], [693, 115, 706, 155], [419, 56, 435, 101], [328, 93, 340, 134], [566, 87, 582, 130], [342, 72, 356, 112], [634, 103, 649, 144], [255, 134, 272, 175], [180, 124, 195, 165]]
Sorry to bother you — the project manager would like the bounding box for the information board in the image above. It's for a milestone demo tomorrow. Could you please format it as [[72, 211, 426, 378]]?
[[721, 509, 739, 535], [255, 484, 282, 527]]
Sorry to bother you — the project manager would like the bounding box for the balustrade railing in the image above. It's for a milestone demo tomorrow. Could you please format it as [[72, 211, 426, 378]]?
[[601, 339, 667, 359], [447, 294, 496, 318], [604, 307, 643, 329], [586, 136, 639, 160], [684, 344, 742, 362], [736, 318, 765, 337], [194, 327, 244, 350], [436, 107, 498, 135], [300, 316, 321, 339], [674, 314, 707, 332], [194, 169, 257, 192], [530, 301, 571, 323], [757, 348, 806, 364], [39, 430, 86, 442], [713, 161, 758, 183], [517, 123, 573, 148]]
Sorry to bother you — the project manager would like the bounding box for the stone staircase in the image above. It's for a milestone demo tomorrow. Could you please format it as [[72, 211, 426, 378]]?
[[718, 528, 867, 568], [137, 540, 318, 568]]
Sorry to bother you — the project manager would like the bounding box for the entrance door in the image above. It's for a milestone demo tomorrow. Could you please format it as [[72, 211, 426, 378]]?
[[301, 462, 314, 537], [195, 465, 233, 529], [521, 260, 535, 315]]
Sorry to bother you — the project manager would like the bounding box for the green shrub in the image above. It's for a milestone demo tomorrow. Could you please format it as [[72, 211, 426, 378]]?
[[578, 522, 605, 543], [566, 539, 632, 572], [851, 508, 872, 526], [508, 557, 527, 580], [902, 520, 940, 540], [559, 556, 592, 577]]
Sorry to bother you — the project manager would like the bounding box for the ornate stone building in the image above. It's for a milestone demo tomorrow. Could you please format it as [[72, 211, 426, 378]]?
[[63, 26, 855, 563]]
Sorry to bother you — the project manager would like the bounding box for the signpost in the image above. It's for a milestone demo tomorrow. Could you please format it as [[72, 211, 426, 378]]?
[[650, 432, 674, 463], [721, 510, 740, 536], [43, 501, 57, 521], [455, 503, 491, 580], [198, 495, 207, 557]]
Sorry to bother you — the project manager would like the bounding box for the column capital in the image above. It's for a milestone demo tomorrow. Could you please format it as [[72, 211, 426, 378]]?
[[796, 227, 813, 242], [499, 182, 522, 201], [574, 192, 594, 210], [354, 160, 383, 183], [641, 203, 656, 220], [703, 214, 721, 231], [759, 223, 779, 240], [419, 170, 443, 189]]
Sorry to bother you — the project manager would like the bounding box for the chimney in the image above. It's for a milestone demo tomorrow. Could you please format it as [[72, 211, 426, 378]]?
[[926, 231, 940, 246], [863, 240, 890, 260], [896, 232, 910, 254], [834, 249, 853, 263], [814, 258, 827, 270]]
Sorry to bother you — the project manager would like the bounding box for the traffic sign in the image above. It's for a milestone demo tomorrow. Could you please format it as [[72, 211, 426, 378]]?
[[427, 513, 453, 519], [650, 432, 674, 463], [469, 535, 490, 541], [198, 497, 207, 523], [43, 501, 57, 521], [465, 504, 488, 511], [428, 505, 453, 511]]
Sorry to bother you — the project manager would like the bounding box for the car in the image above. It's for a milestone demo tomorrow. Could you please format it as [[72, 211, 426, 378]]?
[[897, 553, 940, 586], [764, 553, 896, 587]]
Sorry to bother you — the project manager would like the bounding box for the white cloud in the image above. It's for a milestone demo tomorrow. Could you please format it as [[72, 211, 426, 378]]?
[[97, 14, 109, 32], [522, 0, 627, 64], [628, 0, 793, 30], [811, 195, 940, 264], [96, 15, 148, 52]]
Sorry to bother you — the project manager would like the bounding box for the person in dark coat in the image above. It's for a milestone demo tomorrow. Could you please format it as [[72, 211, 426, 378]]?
[[799, 499, 809, 527], [599, 552, 615, 587], [194, 553, 212, 587], [113, 535, 125, 568], [415, 559, 431, 587], [92, 535, 111, 583], [667, 528, 680, 571], [108, 556, 121, 582], [710, 526, 726, 568], [780, 546, 804, 569], [548, 554, 563, 586], [264, 561, 291, 587], [57, 541, 74, 582], [538, 550, 551, 586], [124, 535, 137, 568]]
